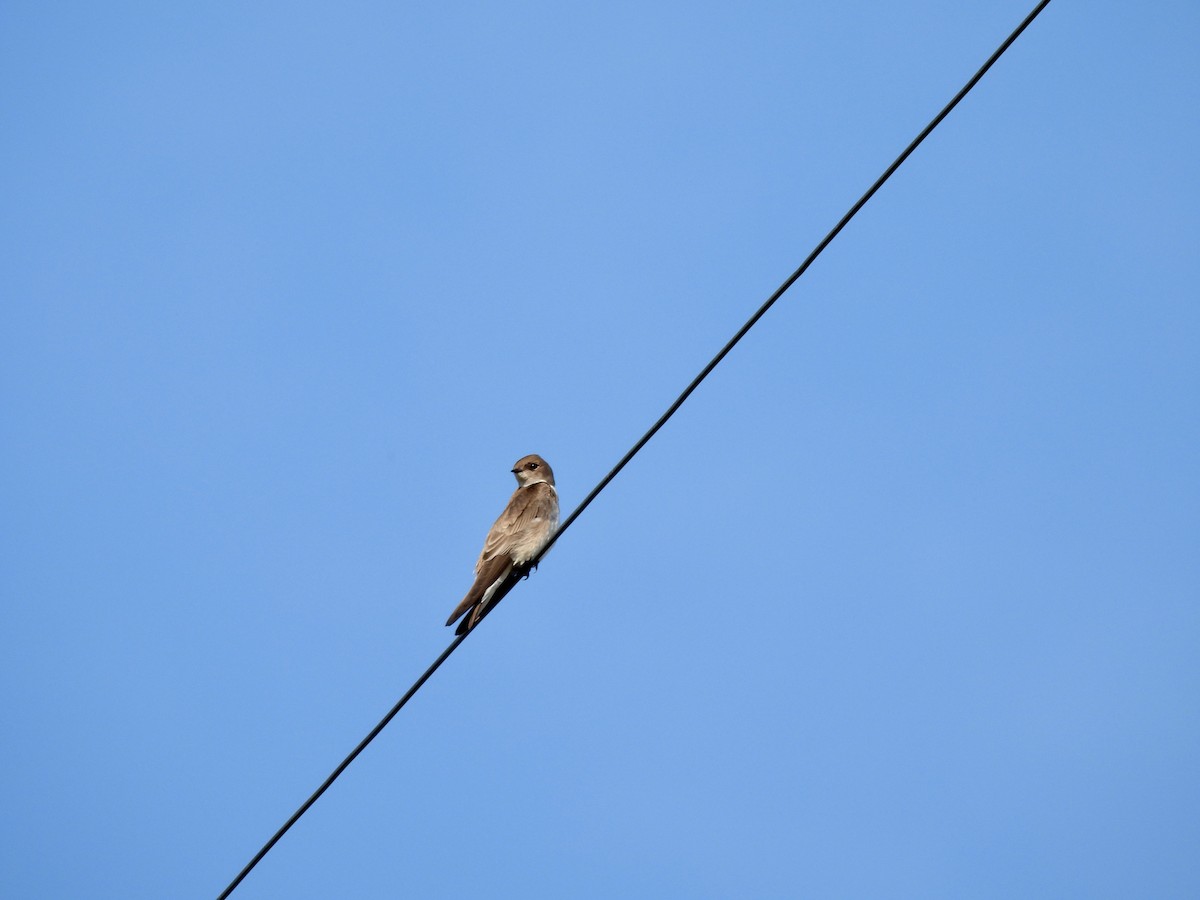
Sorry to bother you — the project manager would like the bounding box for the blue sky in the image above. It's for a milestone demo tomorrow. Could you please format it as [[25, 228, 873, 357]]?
[[2, 2, 1198, 898]]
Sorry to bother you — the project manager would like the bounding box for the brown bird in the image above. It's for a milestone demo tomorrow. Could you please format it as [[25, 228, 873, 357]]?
[[446, 454, 559, 634]]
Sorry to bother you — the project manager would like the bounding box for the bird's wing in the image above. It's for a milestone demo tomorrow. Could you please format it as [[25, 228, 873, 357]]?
[[475, 483, 556, 570]]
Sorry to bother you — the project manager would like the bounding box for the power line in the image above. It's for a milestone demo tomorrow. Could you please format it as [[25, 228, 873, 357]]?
[[534, 0, 1052, 565], [216, 2, 1052, 895], [216, 634, 466, 900]]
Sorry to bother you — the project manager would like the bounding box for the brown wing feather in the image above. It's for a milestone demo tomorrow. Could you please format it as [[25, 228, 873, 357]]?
[[476, 484, 555, 565], [502, 483, 558, 564]]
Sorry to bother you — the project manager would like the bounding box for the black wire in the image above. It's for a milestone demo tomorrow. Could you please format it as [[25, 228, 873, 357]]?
[[216, 2, 1052, 895], [216, 634, 466, 899], [533, 0, 1053, 565]]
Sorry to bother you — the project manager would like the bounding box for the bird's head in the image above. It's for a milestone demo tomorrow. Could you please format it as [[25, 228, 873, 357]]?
[[511, 454, 554, 488]]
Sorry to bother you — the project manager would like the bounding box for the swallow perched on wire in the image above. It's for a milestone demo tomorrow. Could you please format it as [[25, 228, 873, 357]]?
[[446, 454, 559, 634]]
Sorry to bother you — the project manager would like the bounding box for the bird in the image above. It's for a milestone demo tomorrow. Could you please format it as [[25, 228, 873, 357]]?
[[446, 454, 559, 634]]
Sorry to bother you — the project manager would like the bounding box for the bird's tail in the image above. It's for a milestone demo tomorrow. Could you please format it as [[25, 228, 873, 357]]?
[[452, 567, 527, 635], [447, 557, 515, 632], [445, 594, 474, 629]]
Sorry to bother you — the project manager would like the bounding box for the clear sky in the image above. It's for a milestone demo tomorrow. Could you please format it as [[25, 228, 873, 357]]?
[[2, 2, 1198, 898]]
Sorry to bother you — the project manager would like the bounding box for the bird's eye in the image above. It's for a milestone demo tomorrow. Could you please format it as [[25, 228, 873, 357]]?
[[528, 462, 539, 469]]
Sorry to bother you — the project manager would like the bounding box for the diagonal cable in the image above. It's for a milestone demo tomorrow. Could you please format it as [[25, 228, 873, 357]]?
[[216, 2, 1052, 895]]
